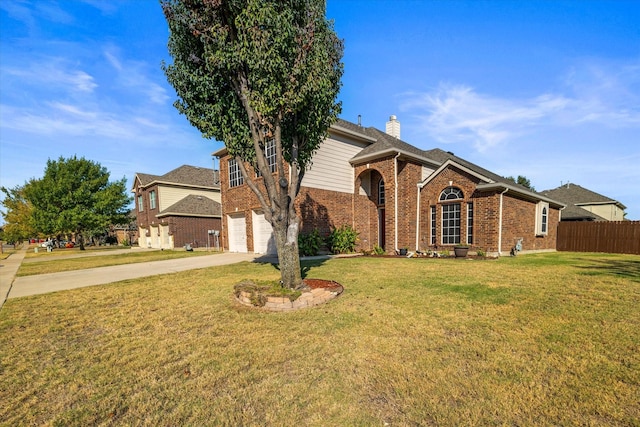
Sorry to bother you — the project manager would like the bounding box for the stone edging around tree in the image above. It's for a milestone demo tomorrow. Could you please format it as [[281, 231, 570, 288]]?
[[235, 279, 344, 312]]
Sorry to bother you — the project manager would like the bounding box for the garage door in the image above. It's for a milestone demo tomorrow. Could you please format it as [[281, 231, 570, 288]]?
[[252, 210, 276, 254], [228, 214, 247, 253]]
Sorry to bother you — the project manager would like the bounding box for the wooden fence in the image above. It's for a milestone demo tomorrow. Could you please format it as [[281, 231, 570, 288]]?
[[557, 221, 640, 255]]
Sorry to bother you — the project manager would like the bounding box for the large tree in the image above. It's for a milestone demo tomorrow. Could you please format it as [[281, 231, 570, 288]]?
[[24, 156, 131, 250], [162, 0, 343, 289], [0, 185, 37, 243]]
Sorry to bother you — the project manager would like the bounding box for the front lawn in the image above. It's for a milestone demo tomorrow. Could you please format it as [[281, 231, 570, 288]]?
[[17, 249, 217, 276], [1, 252, 638, 425]]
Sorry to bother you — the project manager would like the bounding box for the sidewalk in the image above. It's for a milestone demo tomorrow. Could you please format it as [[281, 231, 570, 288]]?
[[4, 251, 258, 300], [0, 244, 29, 307]]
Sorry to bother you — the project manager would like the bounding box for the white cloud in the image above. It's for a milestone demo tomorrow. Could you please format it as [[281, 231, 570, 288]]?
[[402, 59, 640, 152], [403, 84, 569, 151], [2, 59, 97, 94], [104, 47, 170, 105]]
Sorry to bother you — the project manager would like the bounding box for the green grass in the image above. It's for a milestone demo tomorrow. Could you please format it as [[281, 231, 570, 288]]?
[[1, 252, 638, 425], [24, 244, 131, 259], [0, 249, 16, 260], [17, 249, 216, 276]]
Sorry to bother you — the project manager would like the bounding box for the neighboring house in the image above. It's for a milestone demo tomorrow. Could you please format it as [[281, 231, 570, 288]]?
[[213, 117, 565, 257], [108, 213, 139, 245], [132, 165, 222, 249], [541, 183, 626, 221]]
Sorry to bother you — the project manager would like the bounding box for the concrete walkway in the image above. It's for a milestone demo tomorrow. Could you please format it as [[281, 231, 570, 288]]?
[[4, 251, 258, 300], [0, 244, 29, 306]]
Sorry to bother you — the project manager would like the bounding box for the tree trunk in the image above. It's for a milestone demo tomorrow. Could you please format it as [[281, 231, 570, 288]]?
[[273, 220, 303, 290], [77, 232, 85, 251]]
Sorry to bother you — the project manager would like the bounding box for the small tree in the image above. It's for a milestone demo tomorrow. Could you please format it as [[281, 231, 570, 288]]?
[[0, 185, 37, 243], [505, 175, 535, 191], [162, 0, 343, 289], [24, 156, 131, 250]]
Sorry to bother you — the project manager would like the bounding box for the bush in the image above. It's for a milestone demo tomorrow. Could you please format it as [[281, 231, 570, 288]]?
[[373, 244, 385, 255], [327, 225, 358, 254], [298, 228, 323, 256]]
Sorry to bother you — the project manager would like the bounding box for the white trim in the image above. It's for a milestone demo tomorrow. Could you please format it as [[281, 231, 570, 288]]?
[[498, 188, 509, 255], [419, 159, 495, 187]]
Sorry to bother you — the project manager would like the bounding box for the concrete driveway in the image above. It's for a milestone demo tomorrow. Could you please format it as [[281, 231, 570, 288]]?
[[1, 246, 257, 302]]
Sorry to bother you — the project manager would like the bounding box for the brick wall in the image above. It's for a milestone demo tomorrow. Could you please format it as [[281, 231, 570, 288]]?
[[220, 153, 356, 251], [169, 216, 222, 248], [134, 184, 161, 229], [417, 165, 483, 251], [501, 194, 558, 252], [415, 166, 560, 254], [218, 152, 561, 255]]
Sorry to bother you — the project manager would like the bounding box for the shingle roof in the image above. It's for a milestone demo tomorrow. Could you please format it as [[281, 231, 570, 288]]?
[[540, 183, 625, 208], [134, 165, 220, 190], [349, 126, 440, 166], [559, 204, 607, 221], [339, 118, 563, 206], [157, 195, 221, 218], [135, 172, 161, 187]]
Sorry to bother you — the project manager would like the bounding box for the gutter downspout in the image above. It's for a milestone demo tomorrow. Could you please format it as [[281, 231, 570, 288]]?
[[498, 188, 509, 256], [416, 182, 425, 251], [394, 152, 401, 252], [215, 155, 226, 253]]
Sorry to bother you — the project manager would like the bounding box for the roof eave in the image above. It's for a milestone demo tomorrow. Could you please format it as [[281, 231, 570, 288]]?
[[329, 124, 378, 143], [477, 183, 566, 208], [135, 181, 220, 191], [575, 201, 627, 210], [350, 147, 441, 167], [156, 212, 221, 219]]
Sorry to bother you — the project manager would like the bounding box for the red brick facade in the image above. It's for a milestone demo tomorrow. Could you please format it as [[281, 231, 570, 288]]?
[[218, 145, 560, 256], [133, 166, 221, 249]]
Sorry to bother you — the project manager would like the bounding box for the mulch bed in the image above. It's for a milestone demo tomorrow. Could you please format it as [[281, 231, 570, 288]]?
[[303, 278, 343, 291]]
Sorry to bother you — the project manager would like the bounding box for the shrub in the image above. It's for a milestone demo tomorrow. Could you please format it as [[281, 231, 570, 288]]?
[[476, 248, 486, 257], [373, 244, 385, 255], [298, 228, 323, 256], [327, 225, 358, 254]]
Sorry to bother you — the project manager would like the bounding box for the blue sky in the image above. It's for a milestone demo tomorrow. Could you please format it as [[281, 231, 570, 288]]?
[[1, 0, 639, 219]]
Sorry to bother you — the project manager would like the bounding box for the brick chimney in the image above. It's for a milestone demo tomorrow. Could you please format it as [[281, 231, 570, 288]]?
[[386, 115, 400, 139]]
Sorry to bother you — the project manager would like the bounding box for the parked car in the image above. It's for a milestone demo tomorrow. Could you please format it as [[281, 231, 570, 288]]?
[[65, 241, 75, 248]]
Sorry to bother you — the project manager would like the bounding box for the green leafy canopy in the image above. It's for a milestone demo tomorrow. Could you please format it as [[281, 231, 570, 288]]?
[[24, 156, 131, 247], [161, 0, 343, 170], [161, 0, 344, 289]]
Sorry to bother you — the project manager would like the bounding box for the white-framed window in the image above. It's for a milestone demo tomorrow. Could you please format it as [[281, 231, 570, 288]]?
[[467, 202, 474, 244], [229, 158, 244, 188], [535, 202, 549, 236], [378, 179, 385, 205], [256, 139, 277, 177], [430, 205, 436, 245], [442, 203, 461, 244], [137, 195, 144, 212], [265, 139, 276, 173], [440, 186, 464, 201], [149, 190, 157, 210]]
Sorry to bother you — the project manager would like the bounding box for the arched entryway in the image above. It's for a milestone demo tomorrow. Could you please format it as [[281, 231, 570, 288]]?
[[355, 169, 387, 251]]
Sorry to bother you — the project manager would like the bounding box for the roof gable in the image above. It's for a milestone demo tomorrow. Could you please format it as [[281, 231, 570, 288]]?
[[157, 194, 221, 218], [133, 165, 220, 191]]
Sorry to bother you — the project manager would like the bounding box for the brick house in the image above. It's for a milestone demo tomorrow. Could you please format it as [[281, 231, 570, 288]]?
[[541, 183, 626, 221], [213, 117, 565, 257], [132, 165, 222, 249]]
